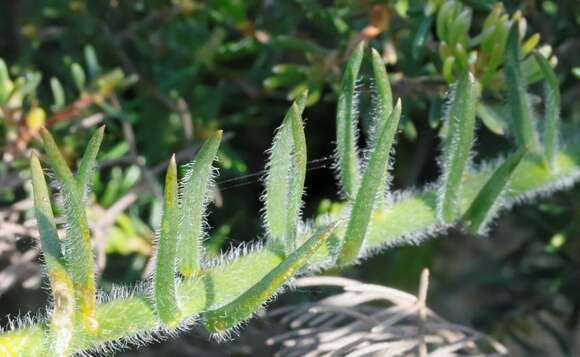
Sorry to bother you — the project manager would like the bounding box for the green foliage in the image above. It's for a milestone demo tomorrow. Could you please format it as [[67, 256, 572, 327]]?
[[338, 101, 401, 265], [40, 128, 99, 331], [177, 131, 222, 277], [1, 1, 580, 355], [461, 147, 527, 234], [2, 37, 580, 354], [438, 72, 477, 224], [154, 156, 181, 327], [534, 51, 561, 169], [336, 43, 364, 200], [504, 25, 540, 151], [264, 94, 307, 252]]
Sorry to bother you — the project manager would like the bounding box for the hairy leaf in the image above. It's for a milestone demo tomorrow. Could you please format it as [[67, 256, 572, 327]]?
[[177, 130, 222, 277], [76, 126, 105, 199], [438, 72, 477, 224], [338, 101, 402, 265], [40, 128, 98, 331], [504, 25, 539, 151], [370, 48, 395, 200], [204, 223, 338, 333], [286, 103, 307, 251], [336, 42, 364, 200], [264, 95, 307, 251], [461, 147, 527, 234], [30, 153, 75, 342], [155, 156, 181, 327], [533, 52, 560, 169]]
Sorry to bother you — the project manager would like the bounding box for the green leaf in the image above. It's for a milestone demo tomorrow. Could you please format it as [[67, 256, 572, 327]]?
[[337, 101, 402, 265], [0, 58, 11, 104], [336, 42, 364, 200], [76, 126, 105, 199], [438, 72, 478, 224], [286, 103, 307, 251], [204, 222, 338, 333], [84, 45, 101, 79], [533, 52, 560, 170], [504, 25, 539, 151], [177, 130, 222, 277], [477, 102, 508, 135], [370, 49, 395, 201], [50, 77, 66, 111], [461, 147, 527, 234], [71, 63, 86, 92], [30, 153, 74, 293], [31, 154, 75, 353], [40, 128, 97, 331], [155, 156, 181, 327], [264, 96, 307, 251]]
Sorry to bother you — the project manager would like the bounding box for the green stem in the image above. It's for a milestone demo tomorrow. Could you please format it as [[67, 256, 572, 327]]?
[[5, 141, 580, 355]]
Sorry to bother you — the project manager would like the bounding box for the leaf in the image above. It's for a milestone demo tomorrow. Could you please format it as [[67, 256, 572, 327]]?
[[84, 45, 101, 79], [76, 126, 105, 199], [71, 63, 86, 92], [155, 156, 181, 327], [40, 128, 97, 331], [286, 103, 307, 251], [50, 77, 66, 111], [477, 102, 508, 135], [504, 25, 539, 151], [204, 223, 338, 333], [337, 101, 402, 265], [437, 72, 477, 224], [264, 95, 307, 251], [177, 131, 222, 277], [370, 49, 395, 201], [461, 147, 527, 234], [30, 153, 73, 295], [336, 42, 364, 200], [533, 52, 560, 170], [0, 58, 10, 104]]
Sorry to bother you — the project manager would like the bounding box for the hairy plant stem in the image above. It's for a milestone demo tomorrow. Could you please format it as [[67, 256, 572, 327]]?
[[3, 142, 580, 356]]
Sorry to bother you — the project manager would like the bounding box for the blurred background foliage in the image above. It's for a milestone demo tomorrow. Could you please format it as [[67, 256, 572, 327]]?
[[0, 0, 579, 355]]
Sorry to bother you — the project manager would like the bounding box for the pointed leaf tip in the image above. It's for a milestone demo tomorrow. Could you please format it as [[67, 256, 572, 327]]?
[[438, 71, 478, 224], [176, 132, 222, 277], [338, 101, 401, 265], [336, 41, 365, 200], [155, 152, 181, 326]]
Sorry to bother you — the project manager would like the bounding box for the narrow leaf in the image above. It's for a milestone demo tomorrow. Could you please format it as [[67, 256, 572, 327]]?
[[155, 156, 181, 327], [461, 147, 527, 234], [286, 104, 307, 251], [370, 48, 394, 140], [336, 42, 364, 200], [264, 97, 307, 250], [84, 45, 101, 79], [337, 101, 402, 265], [370, 48, 395, 200], [40, 128, 97, 331], [50, 77, 66, 111], [76, 126, 105, 198], [71, 63, 86, 92], [30, 153, 74, 301], [177, 131, 222, 277], [204, 222, 338, 333], [31, 154, 75, 351], [438, 72, 478, 224], [504, 25, 539, 150], [0, 58, 10, 104], [533, 52, 560, 169]]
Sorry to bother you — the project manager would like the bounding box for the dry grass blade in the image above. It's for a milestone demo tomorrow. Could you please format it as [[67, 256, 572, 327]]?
[[269, 273, 507, 356]]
